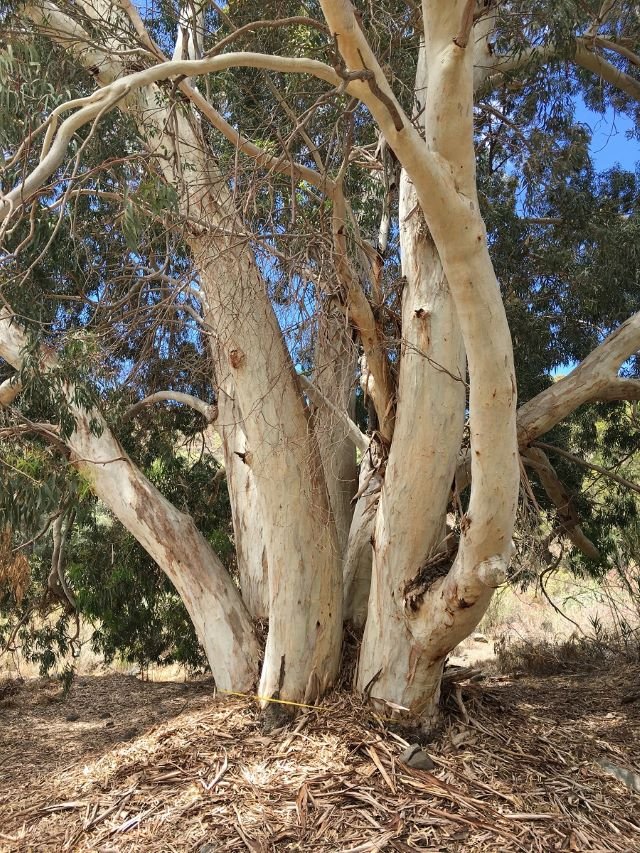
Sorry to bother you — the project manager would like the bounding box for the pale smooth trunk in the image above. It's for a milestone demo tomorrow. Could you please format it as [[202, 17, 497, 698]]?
[[215, 378, 269, 619], [356, 174, 466, 719], [199, 241, 342, 707]]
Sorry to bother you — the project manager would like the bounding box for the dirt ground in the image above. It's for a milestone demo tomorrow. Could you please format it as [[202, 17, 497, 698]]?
[[0, 667, 639, 852]]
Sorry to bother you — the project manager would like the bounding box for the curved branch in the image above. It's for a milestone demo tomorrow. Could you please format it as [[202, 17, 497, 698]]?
[[0, 420, 68, 457], [0, 49, 343, 224], [30, 2, 338, 200], [485, 38, 640, 104], [24, 1, 126, 83], [48, 510, 76, 609], [518, 311, 640, 445], [594, 37, 640, 69], [0, 305, 259, 689], [123, 391, 218, 423], [574, 38, 640, 103], [456, 314, 640, 491]]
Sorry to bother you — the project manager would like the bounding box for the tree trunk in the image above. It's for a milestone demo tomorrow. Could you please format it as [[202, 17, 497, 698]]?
[[342, 453, 378, 627], [355, 172, 466, 724], [80, 435, 260, 692], [319, 1, 520, 727], [23, 1, 344, 707], [199, 239, 342, 709], [311, 309, 358, 556], [215, 378, 269, 620]]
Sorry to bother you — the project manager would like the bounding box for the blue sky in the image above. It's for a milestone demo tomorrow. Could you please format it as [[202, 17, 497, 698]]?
[[575, 99, 637, 172]]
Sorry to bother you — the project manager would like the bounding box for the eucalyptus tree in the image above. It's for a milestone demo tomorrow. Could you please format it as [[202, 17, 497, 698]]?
[[1, 0, 639, 729]]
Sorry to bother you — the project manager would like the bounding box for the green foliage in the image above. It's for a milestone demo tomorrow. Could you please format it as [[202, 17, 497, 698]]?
[[0, 443, 68, 533], [1, 445, 232, 674], [69, 451, 232, 671]]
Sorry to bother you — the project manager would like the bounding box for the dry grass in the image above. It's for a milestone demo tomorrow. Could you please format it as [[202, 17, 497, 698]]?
[[1, 667, 639, 852], [492, 630, 640, 676]]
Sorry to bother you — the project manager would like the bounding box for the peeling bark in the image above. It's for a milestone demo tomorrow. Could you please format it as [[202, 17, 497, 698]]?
[[198, 241, 342, 706], [22, 1, 343, 705], [355, 173, 467, 717], [321, 0, 519, 725], [14, 0, 640, 728]]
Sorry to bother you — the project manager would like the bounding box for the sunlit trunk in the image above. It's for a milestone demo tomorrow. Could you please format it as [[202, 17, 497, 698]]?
[[215, 378, 269, 619], [356, 174, 466, 725], [199, 239, 342, 710]]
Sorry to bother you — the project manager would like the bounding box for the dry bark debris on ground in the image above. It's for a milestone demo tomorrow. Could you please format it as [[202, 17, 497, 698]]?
[[0, 667, 638, 852]]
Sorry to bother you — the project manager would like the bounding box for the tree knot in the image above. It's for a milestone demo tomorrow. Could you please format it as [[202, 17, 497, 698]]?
[[229, 348, 245, 369], [476, 555, 507, 588]]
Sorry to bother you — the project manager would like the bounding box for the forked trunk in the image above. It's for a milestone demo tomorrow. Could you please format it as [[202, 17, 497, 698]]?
[[319, 1, 520, 727], [45, 2, 346, 707]]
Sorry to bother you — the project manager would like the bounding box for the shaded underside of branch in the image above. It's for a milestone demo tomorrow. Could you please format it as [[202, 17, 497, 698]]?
[[523, 446, 601, 561]]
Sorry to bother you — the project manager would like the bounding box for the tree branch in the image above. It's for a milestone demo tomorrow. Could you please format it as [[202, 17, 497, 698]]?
[[24, 1, 126, 83], [485, 38, 640, 104], [123, 391, 218, 423], [0, 374, 22, 406], [114, 0, 337, 196], [332, 182, 395, 439], [518, 311, 640, 445], [574, 38, 640, 103], [48, 510, 76, 609], [453, 0, 476, 49], [456, 310, 640, 490], [533, 441, 640, 496], [0, 42, 346, 225], [585, 1, 619, 40], [298, 374, 369, 453], [205, 16, 329, 57], [594, 36, 640, 69], [0, 304, 259, 689], [522, 446, 601, 561]]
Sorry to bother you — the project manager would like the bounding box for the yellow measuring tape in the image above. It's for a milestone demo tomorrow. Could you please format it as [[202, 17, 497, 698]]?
[[219, 689, 334, 713], [217, 689, 405, 725]]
